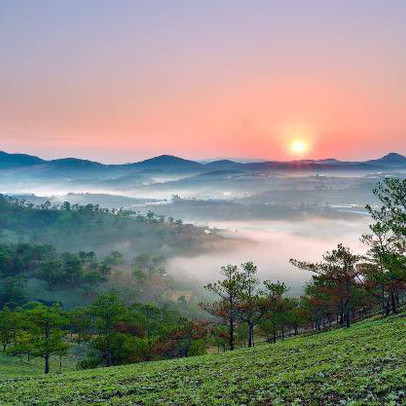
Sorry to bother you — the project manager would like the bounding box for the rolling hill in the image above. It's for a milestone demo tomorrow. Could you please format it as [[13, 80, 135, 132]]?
[[0, 151, 44, 169], [1, 150, 406, 173], [1, 313, 405, 405]]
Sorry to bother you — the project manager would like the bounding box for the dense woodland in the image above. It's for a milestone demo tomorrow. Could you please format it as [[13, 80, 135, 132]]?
[[1, 178, 406, 374], [0, 194, 218, 311], [0, 194, 215, 256]]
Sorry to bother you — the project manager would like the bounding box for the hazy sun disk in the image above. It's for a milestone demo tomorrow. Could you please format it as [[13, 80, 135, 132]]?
[[291, 140, 308, 155]]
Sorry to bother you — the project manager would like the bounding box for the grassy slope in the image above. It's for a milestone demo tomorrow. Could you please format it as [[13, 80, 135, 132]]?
[[1, 314, 406, 406], [0, 353, 77, 380]]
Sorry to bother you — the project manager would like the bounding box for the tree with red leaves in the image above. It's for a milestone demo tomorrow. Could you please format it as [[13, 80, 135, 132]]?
[[152, 318, 211, 358], [291, 244, 363, 328]]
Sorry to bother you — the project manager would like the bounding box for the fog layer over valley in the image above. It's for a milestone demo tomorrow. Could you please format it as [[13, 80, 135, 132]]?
[[4, 151, 404, 295], [167, 217, 370, 294]]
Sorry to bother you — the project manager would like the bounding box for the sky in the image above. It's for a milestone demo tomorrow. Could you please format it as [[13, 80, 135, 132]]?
[[1, 0, 405, 163]]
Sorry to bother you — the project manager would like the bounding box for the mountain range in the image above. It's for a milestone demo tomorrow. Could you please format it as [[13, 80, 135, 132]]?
[[0, 150, 405, 173]]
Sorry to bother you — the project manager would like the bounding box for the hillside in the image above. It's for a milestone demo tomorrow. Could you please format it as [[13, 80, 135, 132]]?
[[1, 313, 405, 405], [0, 195, 222, 310], [0, 195, 218, 257]]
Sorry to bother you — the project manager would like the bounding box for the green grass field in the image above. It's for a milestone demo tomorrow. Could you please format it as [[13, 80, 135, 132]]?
[[1, 314, 406, 405], [0, 353, 76, 380]]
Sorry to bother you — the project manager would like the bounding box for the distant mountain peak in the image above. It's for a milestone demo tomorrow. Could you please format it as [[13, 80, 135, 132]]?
[[144, 154, 191, 162], [0, 150, 44, 169], [135, 154, 202, 168], [49, 157, 105, 167], [380, 152, 406, 160], [205, 159, 240, 167], [208, 159, 237, 164], [367, 152, 406, 166]]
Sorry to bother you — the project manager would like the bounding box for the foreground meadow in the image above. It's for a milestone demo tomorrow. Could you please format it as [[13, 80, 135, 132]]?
[[1, 313, 406, 405]]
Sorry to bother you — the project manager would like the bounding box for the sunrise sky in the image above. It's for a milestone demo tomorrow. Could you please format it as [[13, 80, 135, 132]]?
[[1, 1, 405, 162]]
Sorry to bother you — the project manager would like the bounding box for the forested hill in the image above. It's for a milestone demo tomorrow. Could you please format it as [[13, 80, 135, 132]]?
[[1, 313, 405, 405], [0, 195, 219, 311], [0, 195, 218, 257]]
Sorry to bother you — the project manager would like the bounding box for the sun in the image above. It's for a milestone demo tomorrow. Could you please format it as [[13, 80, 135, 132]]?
[[290, 140, 308, 155]]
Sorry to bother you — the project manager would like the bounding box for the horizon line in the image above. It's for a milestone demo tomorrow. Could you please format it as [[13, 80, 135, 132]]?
[[0, 148, 404, 166]]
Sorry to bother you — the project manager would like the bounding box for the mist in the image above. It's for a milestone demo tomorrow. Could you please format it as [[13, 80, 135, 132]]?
[[2, 161, 400, 297], [167, 216, 371, 295]]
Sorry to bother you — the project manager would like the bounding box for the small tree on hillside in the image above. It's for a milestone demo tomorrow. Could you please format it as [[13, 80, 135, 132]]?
[[291, 244, 362, 328], [153, 317, 211, 359], [89, 291, 126, 366], [237, 262, 289, 347], [237, 261, 260, 347], [0, 306, 19, 351], [12, 304, 69, 374], [360, 222, 406, 314], [258, 281, 290, 341], [367, 178, 406, 237], [202, 265, 244, 351]]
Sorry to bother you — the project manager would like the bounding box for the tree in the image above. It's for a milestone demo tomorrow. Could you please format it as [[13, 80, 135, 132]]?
[[17, 304, 69, 374], [367, 178, 406, 237], [0, 306, 19, 351], [61, 252, 83, 288], [291, 244, 362, 328], [153, 318, 211, 359], [102, 251, 125, 267], [89, 291, 126, 366], [0, 275, 26, 309], [257, 281, 290, 342], [202, 265, 244, 351], [236, 262, 289, 347], [363, 178, 406, 314], [300, 279, 335, 330], [37, 257, 64, 288], [237, 261, 260, 347], [69, 306, 91, 342], [360, 222, 406, 314]]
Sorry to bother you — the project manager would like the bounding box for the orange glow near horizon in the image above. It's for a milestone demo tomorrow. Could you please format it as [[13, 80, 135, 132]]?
[[1, 2, 406, 163]]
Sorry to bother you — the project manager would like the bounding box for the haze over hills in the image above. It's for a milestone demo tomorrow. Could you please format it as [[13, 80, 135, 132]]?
[[0, 150, 406, 173]]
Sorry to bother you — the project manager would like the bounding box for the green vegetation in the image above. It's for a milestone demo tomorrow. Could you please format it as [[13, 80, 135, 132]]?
[[0, 293, 209, 375], [0, 194, 216, 311], [0, 350, 77, 379], [0, 194, 216, 257], [1, 178, 406, 404], [1, 313, 406, 405], [0, 242, 114, 308]]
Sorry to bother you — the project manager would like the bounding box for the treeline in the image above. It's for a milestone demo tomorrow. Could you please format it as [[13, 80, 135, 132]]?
[[0, 194, 210, 256], [0, 241, 195, 315], [0, 194, 183, 225], [201, 178, 406, 349], [0, 292, 209, 374], [0, 243, 123, 308]]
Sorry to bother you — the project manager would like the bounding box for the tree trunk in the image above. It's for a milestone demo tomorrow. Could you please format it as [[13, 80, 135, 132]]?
[[339, 309, 344, 326], [381, 285, 386, 314], [44, 354, 50, 374], [391, 291, 397, 314], [229, 317, 235, 351], [183, 338, 192, 357], [248, 323, 254, 347]]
